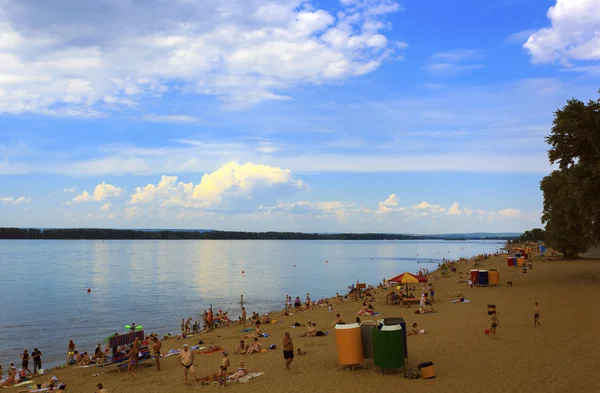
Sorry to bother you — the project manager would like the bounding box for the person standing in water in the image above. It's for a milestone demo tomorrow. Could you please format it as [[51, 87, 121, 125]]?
[[534, 302, 541, 328]]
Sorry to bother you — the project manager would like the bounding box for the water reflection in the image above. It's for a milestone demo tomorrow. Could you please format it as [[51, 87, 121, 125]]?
[[0, 239, 502, 368]]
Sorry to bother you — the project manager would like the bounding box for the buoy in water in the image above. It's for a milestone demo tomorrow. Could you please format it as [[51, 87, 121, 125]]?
[[293, 265, 296, 267], [242, 270, 245, 274], [87, 288, 91, 293]]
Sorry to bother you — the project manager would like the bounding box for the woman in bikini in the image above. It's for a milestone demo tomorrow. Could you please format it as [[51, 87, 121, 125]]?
[[245, 338, 261, 355], [127, 345, 137, 378], [228, 362, 247, 381], [534, 302, 541, 328]]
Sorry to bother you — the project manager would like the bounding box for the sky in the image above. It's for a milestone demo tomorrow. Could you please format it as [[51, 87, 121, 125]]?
[[1, 0, 599, 233]]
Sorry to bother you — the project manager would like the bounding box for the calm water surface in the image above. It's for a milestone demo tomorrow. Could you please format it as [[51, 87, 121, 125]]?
[[0, 239, 502, 368]]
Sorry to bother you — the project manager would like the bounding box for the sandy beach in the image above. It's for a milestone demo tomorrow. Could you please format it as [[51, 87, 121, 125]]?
[[11, 252, 600, 393]]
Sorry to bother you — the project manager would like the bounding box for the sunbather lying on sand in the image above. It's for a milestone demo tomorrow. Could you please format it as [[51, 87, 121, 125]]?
[[197, 346, 222, 354], [446, 292, 463, 297]]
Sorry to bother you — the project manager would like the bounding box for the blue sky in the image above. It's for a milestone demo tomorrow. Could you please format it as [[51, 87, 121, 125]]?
[[1, 0, 599, 233]]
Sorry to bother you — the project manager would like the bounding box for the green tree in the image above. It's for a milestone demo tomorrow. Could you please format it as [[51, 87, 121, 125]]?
[[519, 228, 545, 242], [541, 92, 600, 257]]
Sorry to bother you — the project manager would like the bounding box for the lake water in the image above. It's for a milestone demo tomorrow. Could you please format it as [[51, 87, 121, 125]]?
[[0, 239, 502, 368]]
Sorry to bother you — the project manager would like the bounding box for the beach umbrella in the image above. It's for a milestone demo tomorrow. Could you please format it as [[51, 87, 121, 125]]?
[[388, 272, 421, 297]]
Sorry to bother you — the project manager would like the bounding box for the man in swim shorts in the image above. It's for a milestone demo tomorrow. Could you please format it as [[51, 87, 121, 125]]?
[[177, 344, 197, 386], [283, 332, 294, 370]]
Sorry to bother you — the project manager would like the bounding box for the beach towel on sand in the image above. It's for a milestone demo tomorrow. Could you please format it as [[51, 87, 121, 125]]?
[[451, 300, 471, 303], [236, 372, 265, 383], [241, 328, 253, 332]]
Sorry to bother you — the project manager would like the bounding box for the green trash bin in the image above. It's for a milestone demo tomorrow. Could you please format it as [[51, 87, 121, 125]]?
[[373, 325, 405, 374]]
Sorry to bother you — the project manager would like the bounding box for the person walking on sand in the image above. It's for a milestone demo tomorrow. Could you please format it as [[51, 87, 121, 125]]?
[[152, 336, 162, 371], [534, 302, 541, 328], [283, 332, 294, 370], [241, 307, 247, 328], [468, 278, 473, 290], [219, 351, 230, 387], [177, 344, 197, 386], [490, 311, 499, 338]]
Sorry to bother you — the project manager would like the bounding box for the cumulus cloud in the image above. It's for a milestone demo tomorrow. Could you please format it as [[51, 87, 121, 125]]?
[[376, 193, 401, 214], [128, 161, 308, 212], [524, 0, 600, 65], [100, 203, 112, 211], [73, 182, 122, 202], [260, 200, 355, 223], [0, 0, 403, 114], [1, 196, 30, 204], [373, 194, 521, 223], [447, 202, 462, 215]]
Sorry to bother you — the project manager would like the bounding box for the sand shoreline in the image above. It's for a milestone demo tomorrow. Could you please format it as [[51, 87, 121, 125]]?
[[7, 250, 600, 393]]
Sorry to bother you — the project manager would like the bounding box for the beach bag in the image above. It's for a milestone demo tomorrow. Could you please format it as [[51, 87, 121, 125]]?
[[404, 369, 420, 379], [293, 322, 301, 327], [316, 331, 325, 336]]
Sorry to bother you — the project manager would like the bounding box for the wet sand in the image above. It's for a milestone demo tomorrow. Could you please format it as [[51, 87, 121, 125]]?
[[19, 253, 600, 393]]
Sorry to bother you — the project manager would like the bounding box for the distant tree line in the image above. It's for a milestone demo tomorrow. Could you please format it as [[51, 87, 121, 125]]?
[[0, 228, 517, 241], [540, 91, 600, 258], [518, 228, 546, 243]]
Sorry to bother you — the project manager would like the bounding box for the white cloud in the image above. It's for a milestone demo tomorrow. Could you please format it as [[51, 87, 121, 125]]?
[[100, 203, 112, 211], [260, 199, 355, 223], [373, 194, 524, 224], [426, 49, 484, 76], [73, 182, 122, 202], [142, 114, 203, 124], [125, 206, 143, 219], [128, 161, 308, 212], [524, 0, 600, 65], [63, 187, 76, 193], [1, 196, 30, 204], [447, 202, 462, 215], [0, 0, 403, 114]]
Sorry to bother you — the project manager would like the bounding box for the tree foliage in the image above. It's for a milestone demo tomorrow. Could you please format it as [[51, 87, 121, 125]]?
[[0, 227, 516, 241], [519, 228, 545, 243], [540, 92, 600, 257]]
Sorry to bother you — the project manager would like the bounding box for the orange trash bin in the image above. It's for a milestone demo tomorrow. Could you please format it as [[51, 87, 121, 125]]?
[[335, 323, 364, 366], [488, 269, 499, 285]]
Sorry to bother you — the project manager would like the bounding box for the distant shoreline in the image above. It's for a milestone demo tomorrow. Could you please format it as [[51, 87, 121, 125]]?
[[0, 227, 518, 241]]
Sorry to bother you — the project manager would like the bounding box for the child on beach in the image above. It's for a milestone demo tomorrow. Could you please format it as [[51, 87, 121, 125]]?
[[490, 311, 499, 338], [219, 351, 229, 387], [534, 303, 541, 328]]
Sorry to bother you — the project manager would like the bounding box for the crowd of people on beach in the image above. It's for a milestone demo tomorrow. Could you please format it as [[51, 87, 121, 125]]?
[[0, 247, 549, 390]]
